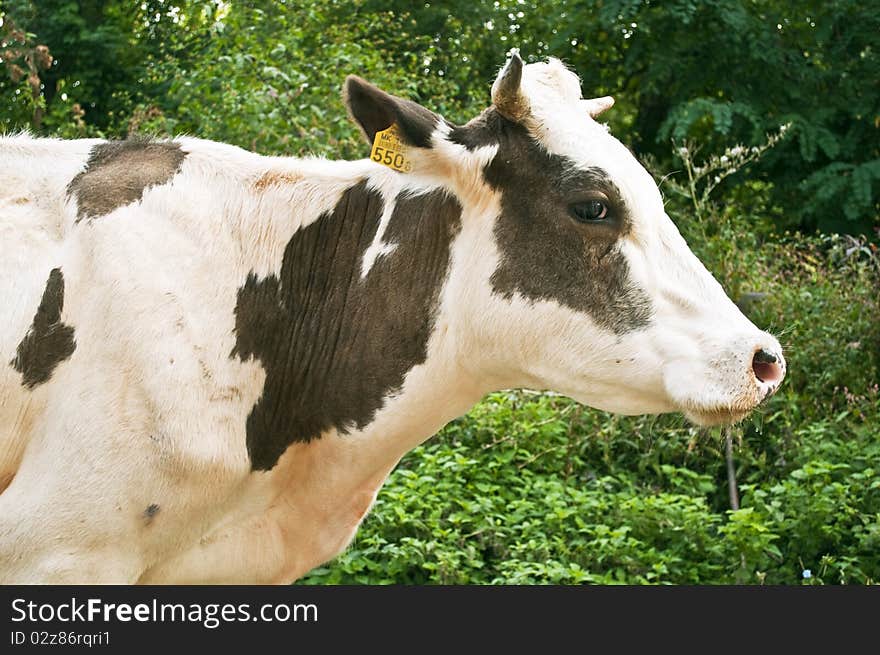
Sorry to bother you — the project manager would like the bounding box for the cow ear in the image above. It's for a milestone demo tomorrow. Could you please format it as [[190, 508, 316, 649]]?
[[343, 76, 441, 149], [492, 51, 528, 122]]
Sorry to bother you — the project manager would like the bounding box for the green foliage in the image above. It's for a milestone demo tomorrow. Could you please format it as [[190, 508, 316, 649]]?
[[157, 2, 469, 158], [589, 0, 880, 234], [300, 389, 878, 584]]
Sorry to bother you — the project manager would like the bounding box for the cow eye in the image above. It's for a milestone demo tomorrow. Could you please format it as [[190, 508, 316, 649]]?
[[570, 200, 608, 223]]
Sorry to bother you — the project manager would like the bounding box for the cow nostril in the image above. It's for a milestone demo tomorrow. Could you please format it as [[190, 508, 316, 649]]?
[[752, 348, 784, 385]]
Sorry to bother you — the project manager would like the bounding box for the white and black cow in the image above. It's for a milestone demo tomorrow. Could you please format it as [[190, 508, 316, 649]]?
[[0, 54, 785, 583]]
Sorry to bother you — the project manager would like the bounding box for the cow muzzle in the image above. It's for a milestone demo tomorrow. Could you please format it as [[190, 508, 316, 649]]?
[[665, 332, 787, 426]]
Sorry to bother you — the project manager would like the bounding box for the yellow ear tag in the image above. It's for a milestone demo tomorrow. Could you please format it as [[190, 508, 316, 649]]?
[[370, 124, 413, 173]]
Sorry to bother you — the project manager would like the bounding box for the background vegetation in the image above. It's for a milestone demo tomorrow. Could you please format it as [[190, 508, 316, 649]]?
[[2, 0, 877, 584]]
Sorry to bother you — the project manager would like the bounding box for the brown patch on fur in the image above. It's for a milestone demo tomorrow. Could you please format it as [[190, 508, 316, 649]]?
[[253, 170, 304, 192], [11, 268, 76, 388], [68, 138, 186, 222], [210, 386, 243, 402], [143, 503, 160, 525], [0, 471, 15, 494], [231, 181, 462, 470], [450, 111, 652, 335]]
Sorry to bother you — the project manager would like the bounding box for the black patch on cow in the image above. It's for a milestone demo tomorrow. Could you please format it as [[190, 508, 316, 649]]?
[[143, 504, 160, 525], [68, 137, 186, 222], [448, 110, 506, 151], [231, 181, 462, 470], [343, 76, 440, 148], [451, 110, 652, 335], [11, 268, 76, 389]]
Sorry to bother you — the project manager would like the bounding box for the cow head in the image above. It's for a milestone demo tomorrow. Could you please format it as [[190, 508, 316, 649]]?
[[344, 52, 785, 426]]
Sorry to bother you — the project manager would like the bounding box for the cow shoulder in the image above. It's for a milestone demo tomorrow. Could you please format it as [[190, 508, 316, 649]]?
[[231, 180, 462, 470]]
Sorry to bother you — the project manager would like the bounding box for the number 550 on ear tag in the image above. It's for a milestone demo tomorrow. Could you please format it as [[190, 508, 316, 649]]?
[[371, 124, 413, 173]]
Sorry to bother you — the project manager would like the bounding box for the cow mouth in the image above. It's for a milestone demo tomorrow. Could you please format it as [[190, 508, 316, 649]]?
[[683, 406, 753, 427], [682, 384, 780, 426]]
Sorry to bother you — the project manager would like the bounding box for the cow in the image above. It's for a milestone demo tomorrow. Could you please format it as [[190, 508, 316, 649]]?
[[0, 53, 785, 583]]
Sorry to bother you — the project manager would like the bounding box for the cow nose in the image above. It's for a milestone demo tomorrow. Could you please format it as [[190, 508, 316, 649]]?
[[752, 348, 785, 386]]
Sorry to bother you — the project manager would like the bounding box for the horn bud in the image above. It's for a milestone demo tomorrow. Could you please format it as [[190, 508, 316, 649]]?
[[582, 96, 615, 118], [492, 50, 529, 121]]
